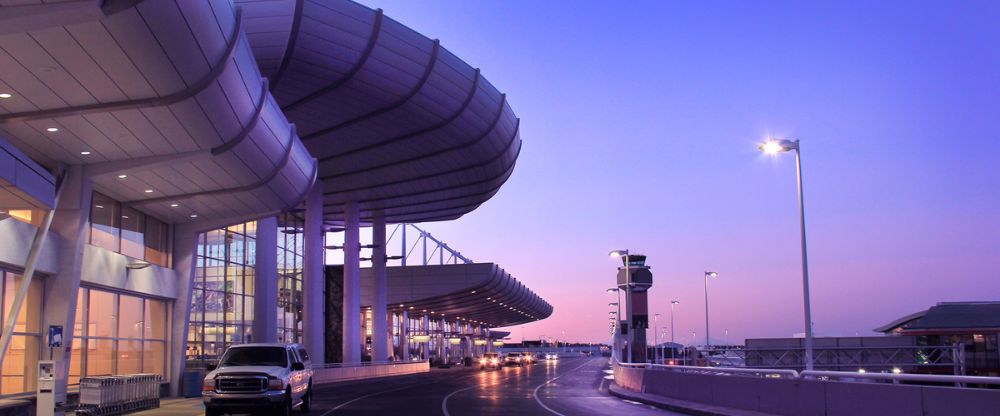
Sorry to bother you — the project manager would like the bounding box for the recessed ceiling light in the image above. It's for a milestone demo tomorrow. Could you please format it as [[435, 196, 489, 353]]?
[[144, 189, 153, 193], [47, 127, 59, 132], [80, 151, 90, 155], [190, 214, 198, 218], [170, 203, 179, 208], [0, 93, 12, 99], [121, 215, 129, 219], [117, 174, 127, 179], [95, 205, 104, 209]]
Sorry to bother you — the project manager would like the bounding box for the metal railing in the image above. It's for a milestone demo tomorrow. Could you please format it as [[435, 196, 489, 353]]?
[[317, 358, 426, 369], [614, 358, 1000, 389], [76, 374, 161, 416], [702, 345, 964, 374]]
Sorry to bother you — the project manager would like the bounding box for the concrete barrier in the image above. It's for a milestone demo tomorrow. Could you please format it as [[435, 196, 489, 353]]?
[[313, 361, 429, 385], [614, 364, 1000, 416]]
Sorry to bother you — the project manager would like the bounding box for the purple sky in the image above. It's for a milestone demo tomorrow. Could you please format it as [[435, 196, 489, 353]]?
[[356, 0, 1000, 344]]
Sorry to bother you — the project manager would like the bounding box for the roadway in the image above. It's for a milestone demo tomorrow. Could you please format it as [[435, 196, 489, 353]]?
[[128, 357, 681, 416]]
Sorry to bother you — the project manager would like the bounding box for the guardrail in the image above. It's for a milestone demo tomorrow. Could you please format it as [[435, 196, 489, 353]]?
[[614, 358, 1000, 389], [76, 374, 161, 416], [316, 358, 425, 369]]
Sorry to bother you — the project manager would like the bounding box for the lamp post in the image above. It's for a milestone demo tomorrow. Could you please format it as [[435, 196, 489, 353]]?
[[609, 249, 631, 363], [607, 288, 621, 360], [703, 271, 718, 348], [759, 138, 815, 371], [670, 300, 679, 359], [653, 313, 661, 363]]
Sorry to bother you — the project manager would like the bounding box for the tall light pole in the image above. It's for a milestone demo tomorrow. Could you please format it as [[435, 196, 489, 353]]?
[[760, 138, 815, 371], [607, 289, 621, 360], [609, 249, 631, 363], [703, 271, 718, 348], [670, 300, 679, 359], [653, 313, 661, 363]]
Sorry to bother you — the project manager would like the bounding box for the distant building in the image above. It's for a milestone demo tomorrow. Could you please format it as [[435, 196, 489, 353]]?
[[875, 301, 1000, 377]]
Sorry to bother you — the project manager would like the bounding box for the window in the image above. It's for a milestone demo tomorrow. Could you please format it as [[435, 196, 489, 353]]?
[[88, 192, 170, 267], [277, 213, 304, 344], [70, 288, 169, 383], [2, 209, 44, 227], [188, 222, 257, 369], [0, 271, 43, 395]]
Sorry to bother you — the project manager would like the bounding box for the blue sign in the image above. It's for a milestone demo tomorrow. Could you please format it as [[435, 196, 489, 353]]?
[[48, 325, 63, 348]]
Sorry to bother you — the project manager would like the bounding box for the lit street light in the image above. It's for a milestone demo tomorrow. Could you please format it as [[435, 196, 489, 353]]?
[[670, 300, 679, 358], [759, 138, 815, 371], [653, 313, 661, 363], [703, 271, 718, 348], [609, 249, 631, 363]]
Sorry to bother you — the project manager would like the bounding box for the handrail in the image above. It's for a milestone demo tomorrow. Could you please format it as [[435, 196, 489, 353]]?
[[613, 359, 1000, 387], [316, 359, 426, 369], [801, 370, 1000, 386]]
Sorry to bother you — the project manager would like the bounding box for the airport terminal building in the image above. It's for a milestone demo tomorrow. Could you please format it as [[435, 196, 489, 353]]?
[[0, 0, 550, 399]]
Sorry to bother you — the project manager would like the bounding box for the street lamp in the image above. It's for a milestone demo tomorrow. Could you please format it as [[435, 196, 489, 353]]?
[[759, 138, 815, 371], [606, 288, 621, 359], [653, 313, 661, 363], [670, 300, 679, 359], [609, 249, 631, 363], [703, 271, 718, 348]]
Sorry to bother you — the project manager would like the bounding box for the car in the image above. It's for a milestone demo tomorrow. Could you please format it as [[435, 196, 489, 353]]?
[[521, 352, 537, 364], [503, 352, 525, 367], [544, 352, 559, 360], [479, 352, 502, 370], [202, 343, 313, 416]]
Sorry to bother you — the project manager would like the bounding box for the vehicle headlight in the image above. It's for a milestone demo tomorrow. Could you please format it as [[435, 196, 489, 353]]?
[[491, 359, 498, 364], [480, 358, 487, 364], [202, 378, 216, 392], [267, 378, 285, 391]]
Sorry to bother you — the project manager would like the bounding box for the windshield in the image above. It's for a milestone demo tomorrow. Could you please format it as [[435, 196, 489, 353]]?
[[219, 347, 288, 367]]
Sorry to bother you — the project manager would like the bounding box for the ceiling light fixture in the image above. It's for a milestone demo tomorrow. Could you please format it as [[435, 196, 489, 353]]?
[[47, 127, 59, 132], [144, 189, 153, 193], [80, 151, 90, 155], [118, 174, 127, 179], [0, 93, 12, 99]]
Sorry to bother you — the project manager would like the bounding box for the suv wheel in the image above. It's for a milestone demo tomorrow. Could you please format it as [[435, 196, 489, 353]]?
[[300, 383, 312, 413], [281, 390, 294, 416]]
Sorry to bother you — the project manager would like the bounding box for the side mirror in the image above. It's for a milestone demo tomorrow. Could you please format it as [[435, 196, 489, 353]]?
[[206, 363, 217, 371], [291, 362, 305, 371]]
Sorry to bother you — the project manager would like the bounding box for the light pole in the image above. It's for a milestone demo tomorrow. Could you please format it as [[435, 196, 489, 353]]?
[[609, 249, 631, 363], [670, 300, 679, 359], [653, 313, 661, 363], [703, 271, 718, 348], [607, 289, 621, 360], [759, 138, 815, 371], [661, 327, 669, 361]]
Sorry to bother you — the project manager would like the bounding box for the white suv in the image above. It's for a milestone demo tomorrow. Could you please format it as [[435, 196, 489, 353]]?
[[202, 343, 313, 416]]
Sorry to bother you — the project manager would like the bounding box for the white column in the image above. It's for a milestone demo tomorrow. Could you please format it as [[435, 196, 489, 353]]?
[[40, 166, 91, 403], [252, 216, 278, 343], [400, 310, 409, 359], [169, 224, 199, 396], [372, 213, 388, 361], [342, 201, 361, 363], [421, 314, 429, 360], [303, 182, 325, 363]]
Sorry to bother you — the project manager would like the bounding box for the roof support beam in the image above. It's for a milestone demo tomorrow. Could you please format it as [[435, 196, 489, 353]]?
[[267, 0, 304, 91], [0, 9, 245, 124], [280, 9, 384, 113]]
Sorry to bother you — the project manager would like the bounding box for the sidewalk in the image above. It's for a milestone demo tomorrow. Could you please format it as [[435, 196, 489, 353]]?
[[608, 383, 776, 416]]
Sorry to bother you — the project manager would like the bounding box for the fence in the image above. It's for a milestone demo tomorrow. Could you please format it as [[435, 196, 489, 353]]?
[[701, 345, 964, 374], [313, 360, 429, 384], [76, 374, 161, 416]]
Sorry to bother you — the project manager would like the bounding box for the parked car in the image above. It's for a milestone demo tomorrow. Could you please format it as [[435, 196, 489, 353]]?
[[202, 343, 313, 416], [503, 352, 525, 367], [479, 352, 502, 370]]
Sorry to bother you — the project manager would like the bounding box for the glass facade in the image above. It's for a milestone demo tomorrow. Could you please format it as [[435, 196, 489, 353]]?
[[187, 222, 257, 369], [0, 271, 43, 395], [89, 192, 170, 267], [277, 213, 304, 344], [69, 287, 168, 385]]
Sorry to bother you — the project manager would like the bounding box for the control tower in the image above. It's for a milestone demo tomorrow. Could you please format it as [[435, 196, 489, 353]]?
[[617, 254, 653, 362]]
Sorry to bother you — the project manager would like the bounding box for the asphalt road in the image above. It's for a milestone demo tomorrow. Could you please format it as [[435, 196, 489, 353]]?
[[128, 357, 680, 416]]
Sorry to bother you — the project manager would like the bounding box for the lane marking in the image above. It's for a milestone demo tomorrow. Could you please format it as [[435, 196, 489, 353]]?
[[320, 383, 418, 416], [441, 362, 547, 416], [532, 359, 597, 416]]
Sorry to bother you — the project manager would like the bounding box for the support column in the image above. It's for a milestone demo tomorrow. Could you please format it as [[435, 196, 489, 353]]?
[[169, 224, 199, 396], [342, 201, 361, 363], [40, 166, 91, 403], [252, 216, 278, 343], [421, 314, 429, 360], [303, 182, 325, 363], [372, 213, 388, 361], [400, 310, 409, 360]]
